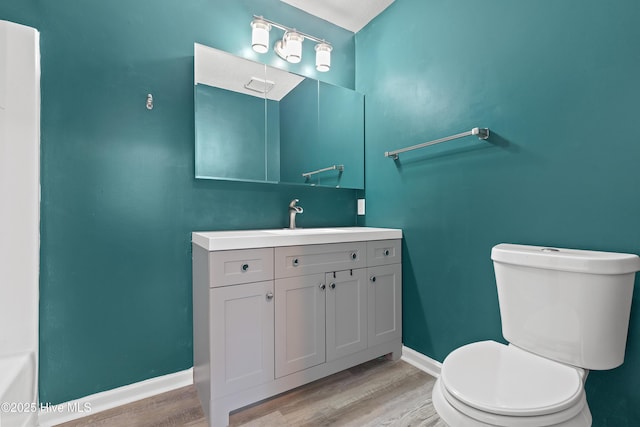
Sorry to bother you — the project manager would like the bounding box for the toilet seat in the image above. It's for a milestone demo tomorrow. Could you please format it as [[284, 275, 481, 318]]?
[[439, 341, 586, 425], [434, 378, 590, 427]]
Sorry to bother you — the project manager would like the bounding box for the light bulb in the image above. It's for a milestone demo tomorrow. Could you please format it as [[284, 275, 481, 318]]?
[[251, 18, 271, 54], [315, 43, 332, 72], [284, 31, 303, 64]]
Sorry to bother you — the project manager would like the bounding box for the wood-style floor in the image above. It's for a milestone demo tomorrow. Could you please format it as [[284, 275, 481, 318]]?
[[57, 358, 446, 427]]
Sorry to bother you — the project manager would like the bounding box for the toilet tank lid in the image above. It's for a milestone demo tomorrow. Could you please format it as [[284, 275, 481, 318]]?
[[491, 243, 640, 275]]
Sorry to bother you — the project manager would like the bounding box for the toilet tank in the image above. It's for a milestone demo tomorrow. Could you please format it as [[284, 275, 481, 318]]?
[[492, 243, 640, 370]]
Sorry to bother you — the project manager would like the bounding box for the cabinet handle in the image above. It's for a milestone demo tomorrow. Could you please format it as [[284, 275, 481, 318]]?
[[330, 283, 336, 289], [383, 249, 390, 256], [241, 263, 249, 272], [370, 276, 376, 283], [292, 258, 299, 267], [319, 283, 326, 290], [350, 252, 357, 261], [266, 292, 274, 300]]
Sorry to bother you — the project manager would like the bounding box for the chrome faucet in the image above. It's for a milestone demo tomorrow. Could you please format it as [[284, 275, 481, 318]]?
[[288, 199, 304, 229]]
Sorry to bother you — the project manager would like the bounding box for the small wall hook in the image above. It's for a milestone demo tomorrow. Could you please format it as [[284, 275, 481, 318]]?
[[146, 94, 153, 110]]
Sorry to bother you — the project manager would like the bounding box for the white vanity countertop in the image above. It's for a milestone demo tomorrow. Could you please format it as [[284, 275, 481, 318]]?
[[192, 227, 403, 251]]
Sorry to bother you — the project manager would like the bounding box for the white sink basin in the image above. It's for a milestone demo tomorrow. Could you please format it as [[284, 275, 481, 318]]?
[[192, 227, 402, 251]]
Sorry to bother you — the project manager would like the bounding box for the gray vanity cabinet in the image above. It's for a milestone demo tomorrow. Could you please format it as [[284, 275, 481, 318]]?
[[193, 234, 402, 427]]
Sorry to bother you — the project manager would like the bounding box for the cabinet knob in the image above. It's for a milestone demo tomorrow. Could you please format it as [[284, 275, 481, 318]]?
[[319, 283, 326, 290], [241, 263, 249, 272], [330, 283, 336, 289], [383, 249, 390, 256], [292, 258, 299, 267], [350, 252, 357, 261], [266, 292, 274, 300], [370, 276, 376, 283]]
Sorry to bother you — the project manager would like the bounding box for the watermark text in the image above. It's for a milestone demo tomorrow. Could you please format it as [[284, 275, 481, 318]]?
[[1, 401, 92, 414]]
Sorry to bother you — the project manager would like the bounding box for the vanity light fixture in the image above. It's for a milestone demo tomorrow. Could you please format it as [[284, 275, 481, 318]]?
[[250, 15, 333, 72]]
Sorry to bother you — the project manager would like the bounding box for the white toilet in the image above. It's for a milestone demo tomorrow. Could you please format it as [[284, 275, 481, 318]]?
[[432, 243, 640, 427]]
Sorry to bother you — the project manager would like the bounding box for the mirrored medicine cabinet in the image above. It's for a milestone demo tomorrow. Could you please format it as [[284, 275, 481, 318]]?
[[194, 43, 364, 189]]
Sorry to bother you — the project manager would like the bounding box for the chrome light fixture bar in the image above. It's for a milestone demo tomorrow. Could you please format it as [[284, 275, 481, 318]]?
[[251, 15, 333, 72]]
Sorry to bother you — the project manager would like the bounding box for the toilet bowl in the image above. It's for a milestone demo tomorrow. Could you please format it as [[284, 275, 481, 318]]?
[[431, 244, 640, 427], [432, 341, 592, 426]]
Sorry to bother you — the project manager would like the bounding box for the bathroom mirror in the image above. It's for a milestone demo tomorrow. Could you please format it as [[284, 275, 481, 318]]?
[[194, 43, 364, 189]]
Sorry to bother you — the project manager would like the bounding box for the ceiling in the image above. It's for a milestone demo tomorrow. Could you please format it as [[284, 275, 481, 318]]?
[[280, 0, 395, 33]]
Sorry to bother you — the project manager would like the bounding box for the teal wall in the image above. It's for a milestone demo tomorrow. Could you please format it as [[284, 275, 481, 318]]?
[[0, 0, 357, 404], [356, 0, 640, 425]]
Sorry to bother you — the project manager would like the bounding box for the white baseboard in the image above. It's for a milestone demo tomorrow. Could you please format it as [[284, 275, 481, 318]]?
[[38, 368, 193, 427], [36, 351, 435, 426], [402, 346, 442, 378]]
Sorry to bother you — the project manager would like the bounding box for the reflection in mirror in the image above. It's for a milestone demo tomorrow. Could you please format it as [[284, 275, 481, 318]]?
[[278, 77, 318, 183], [194, 43, 364, 189], [195, 44, 300, 183], [277, 77, 364, 189], [195, 83, 273, 181]]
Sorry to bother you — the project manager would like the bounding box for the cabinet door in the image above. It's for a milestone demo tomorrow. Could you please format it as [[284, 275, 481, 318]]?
[[326, 269, 367, 361], [367, 264, 402, 347], [210, 281, 274, 398], [275, 273, 326, 378]]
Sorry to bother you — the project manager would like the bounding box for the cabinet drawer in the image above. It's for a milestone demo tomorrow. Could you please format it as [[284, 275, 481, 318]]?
[[275, 242, 366, 278], [209, 248, 274, 287], [367, 239, 401, 266]]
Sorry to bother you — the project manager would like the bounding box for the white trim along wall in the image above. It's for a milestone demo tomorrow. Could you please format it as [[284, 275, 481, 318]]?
[[36, 347, 440, 425], [401, 346, 442, 378], [38, 368, 193, 426]]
